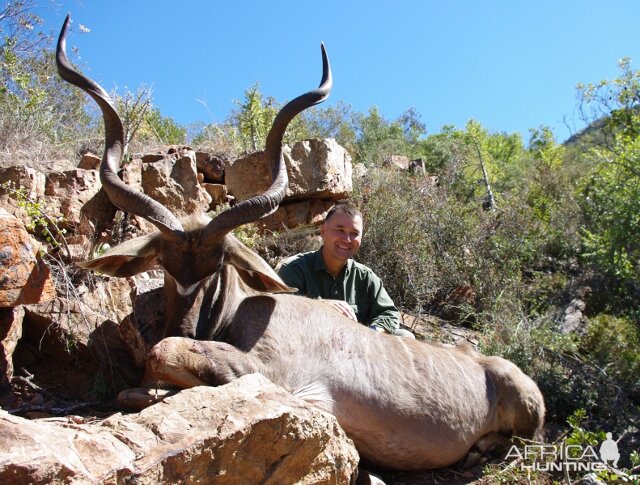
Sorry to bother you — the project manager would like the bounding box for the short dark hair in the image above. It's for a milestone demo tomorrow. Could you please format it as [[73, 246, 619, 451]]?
[[324, 201, 362, 223]]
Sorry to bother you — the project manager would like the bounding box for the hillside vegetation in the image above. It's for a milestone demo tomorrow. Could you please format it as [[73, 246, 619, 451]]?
[[2, 2, 639, 482]]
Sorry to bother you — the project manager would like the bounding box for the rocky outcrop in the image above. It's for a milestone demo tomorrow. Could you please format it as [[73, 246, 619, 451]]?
[[19, 296, 142, 397], [140, 148, 212, 218], [559, 286, 592, 334], [0, 209, 55, 307], [260, 198, 335, 230], [196, 152, 225, 183], [0, 374, 359, 484], [0, 140, 358, 481], [0, 166, 46, 208], [385, 154, 410, 170], [43, 169, 104, 230], [202, 182, 228, 206], [226, 138, 353, 230], [226, 139, 352, 202], [77, 152, 101, 170]]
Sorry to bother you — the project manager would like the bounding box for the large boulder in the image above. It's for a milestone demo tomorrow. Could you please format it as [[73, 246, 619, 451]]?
[[196, 152, 225, 183], [202, 182, 228, 208], [259, 198, 335, 231], [0, 166, 45, 206], [141, 148, 212, 217], [73, 276, 139, 327], [128, 277, 165, 342], [43, 169, 104, 229], [385, 155, 410, 170], [226, 138, 352, 202], [0, 209, 55, 307], [118, 148, 212, 234], [20, 297, 142, 398], [0, 374, 359, 484]]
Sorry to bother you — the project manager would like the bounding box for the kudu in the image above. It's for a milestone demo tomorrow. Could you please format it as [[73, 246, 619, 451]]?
[[57, 15, 544, 471]]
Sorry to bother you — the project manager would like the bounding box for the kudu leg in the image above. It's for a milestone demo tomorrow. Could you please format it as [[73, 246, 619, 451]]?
[[461, 431, 511, 468], [143, 337, 258, 388], [116, 337, 258, 411]]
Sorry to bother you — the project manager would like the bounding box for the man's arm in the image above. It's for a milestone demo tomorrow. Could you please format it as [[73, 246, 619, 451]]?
[[276, 260, 306, 296], [365, 275, 401, 334]]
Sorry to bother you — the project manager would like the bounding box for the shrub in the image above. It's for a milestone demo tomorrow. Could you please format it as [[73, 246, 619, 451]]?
[[352, 167, 544, 323]]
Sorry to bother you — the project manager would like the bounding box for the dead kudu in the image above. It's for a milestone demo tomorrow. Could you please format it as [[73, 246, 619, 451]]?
[[57, 16, 544, 471]]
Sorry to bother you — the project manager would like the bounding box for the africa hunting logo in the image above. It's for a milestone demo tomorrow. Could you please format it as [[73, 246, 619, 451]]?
[[505, 431, 621, 472]]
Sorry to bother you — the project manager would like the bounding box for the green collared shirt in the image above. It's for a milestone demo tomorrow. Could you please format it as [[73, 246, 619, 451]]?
[[277, 248, 400, 333]]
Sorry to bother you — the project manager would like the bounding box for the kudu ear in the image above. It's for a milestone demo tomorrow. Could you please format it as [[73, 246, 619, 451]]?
[[224, 236, 297, 293], [77, 232, 162, 277]]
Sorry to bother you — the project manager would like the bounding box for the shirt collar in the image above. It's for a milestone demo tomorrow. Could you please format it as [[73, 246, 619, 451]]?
[[314, 247, 353, 276]]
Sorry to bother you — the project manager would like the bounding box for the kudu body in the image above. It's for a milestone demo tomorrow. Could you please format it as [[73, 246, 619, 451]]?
[[57, 16, 544, 471]]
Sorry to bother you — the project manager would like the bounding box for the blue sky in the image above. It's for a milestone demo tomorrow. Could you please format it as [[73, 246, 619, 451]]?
[[36, 1, 640, 143]]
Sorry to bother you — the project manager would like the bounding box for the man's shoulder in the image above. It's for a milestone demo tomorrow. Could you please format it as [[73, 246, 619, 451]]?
[[350, 260, 381, 281], [277, 250, 317, 271]]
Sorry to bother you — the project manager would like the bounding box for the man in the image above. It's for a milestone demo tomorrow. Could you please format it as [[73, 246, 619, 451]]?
[[277, 202, 414, 338]]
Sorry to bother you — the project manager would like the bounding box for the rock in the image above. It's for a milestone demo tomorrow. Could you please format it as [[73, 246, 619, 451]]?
[[141, 148, 212, 218], [196, 153, 225, 183], [561, 299, 587, 333], [141, 153, 165, 164], [352, 163, 368, 178], [0, 166, 46, 201], [0, 166, 47, 223], [117, 159, 151, 234], [225, 150, 271, 200], [121, 158, 144, 190], [118, 315, 148, 370], [117, 276, 166, 371], [129, 277, 166, 352], [0, 306, 24, 393], [286, 139, 352, 200], [0, 374, 359, 484], [202, 183, 228, 207], [77, 152, 101, 170], [74, 276, 136, 325], [43, 169, 104, 229], [259, 199, 335, 231], [73, 188, 118, 246], [0, 209, 56, 307], [385, 155, 410, 170], [559, 287, 592, 334], [20, 297, 141, 397], [226, 138, 352, 202]]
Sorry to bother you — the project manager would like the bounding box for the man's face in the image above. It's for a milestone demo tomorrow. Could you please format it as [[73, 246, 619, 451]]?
[[320, 211, 363, 264]]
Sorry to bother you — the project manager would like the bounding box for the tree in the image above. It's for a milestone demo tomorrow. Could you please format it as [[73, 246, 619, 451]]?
[[299, 101, 357, 151], [0, 1, 93, 160], [113, 86, 152, 154], [575, 57, 640, 152], [142, 106, 186, 146], [465, 120, 498, 210], [353, 106, 422, 166], [229, 82, 278, 152], [576, 60, 640, 288]]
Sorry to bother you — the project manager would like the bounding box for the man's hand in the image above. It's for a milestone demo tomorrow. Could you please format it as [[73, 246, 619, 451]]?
[[324, 299, 357, 322]]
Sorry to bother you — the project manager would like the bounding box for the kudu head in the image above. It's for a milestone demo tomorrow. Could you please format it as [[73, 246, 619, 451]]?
[[56, 15, 332, 337]]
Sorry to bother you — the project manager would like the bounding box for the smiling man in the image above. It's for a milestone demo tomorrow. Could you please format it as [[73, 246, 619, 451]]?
[[277, 202, 414, 338]]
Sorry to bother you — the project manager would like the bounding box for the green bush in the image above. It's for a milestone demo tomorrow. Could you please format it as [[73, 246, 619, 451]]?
[[352, 167, 545, 323], [581, 314, 640, 388]]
